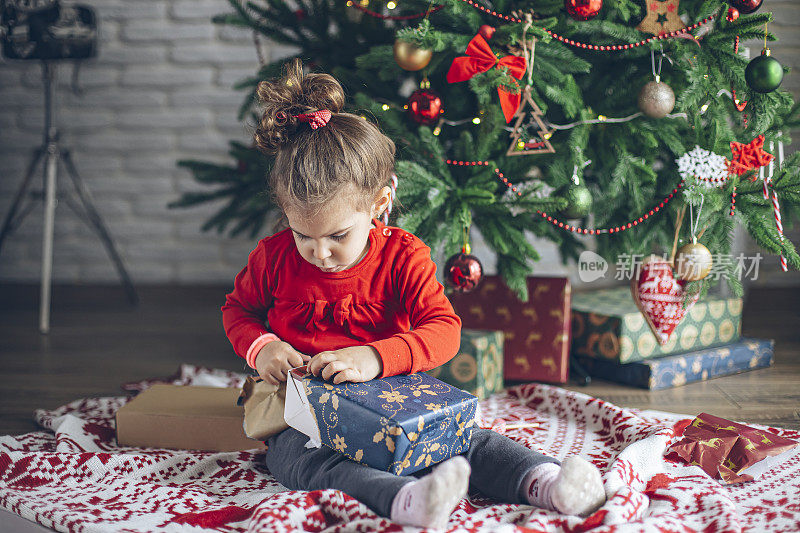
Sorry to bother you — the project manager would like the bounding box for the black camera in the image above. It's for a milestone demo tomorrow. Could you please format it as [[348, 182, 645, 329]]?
[[1, 0, 97, 60]]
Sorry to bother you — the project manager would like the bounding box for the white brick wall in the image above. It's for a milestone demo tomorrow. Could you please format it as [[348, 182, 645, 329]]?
[[0, 0, 798, 288]]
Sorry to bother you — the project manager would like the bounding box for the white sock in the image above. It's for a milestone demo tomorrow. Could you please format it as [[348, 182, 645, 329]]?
[[524, 458, 605, 516], [522, 462, 561, 510], [390, 455, 470, 530], [550, 457, 606, 516]]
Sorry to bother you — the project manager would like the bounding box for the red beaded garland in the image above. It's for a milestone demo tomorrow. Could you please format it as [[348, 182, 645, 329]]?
[[454, 0, 716, 52], [487, 166, 683, 234]]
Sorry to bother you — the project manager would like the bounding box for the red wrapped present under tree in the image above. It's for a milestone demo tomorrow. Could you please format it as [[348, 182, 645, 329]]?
[[666, 413, 798, 484], [448, 276, 571, 383]]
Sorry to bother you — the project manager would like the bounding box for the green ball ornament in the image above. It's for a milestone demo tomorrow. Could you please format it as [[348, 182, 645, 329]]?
[[745, 49, 784, 94], [560, 184, 593, 219]]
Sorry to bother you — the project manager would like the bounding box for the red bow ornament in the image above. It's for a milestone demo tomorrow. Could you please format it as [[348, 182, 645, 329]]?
[[447, 34, 527, 123]]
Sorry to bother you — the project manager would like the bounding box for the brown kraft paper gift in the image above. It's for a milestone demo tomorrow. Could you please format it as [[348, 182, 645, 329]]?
[[237, 375, 289, 441]]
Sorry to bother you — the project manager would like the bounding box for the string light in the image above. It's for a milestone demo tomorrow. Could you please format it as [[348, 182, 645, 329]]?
[[346, 2, 445, 20], [472, 117, 481, 124], [386, 0, 396, 8], [381, 104, 390, 111]]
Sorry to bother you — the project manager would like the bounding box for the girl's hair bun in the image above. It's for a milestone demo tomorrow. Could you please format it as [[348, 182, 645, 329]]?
[[254, 59, 345, 153]]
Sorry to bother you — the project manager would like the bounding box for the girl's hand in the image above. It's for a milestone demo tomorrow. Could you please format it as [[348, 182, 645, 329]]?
[[255, 340, 312, 385], [308, 346, 383, 384]]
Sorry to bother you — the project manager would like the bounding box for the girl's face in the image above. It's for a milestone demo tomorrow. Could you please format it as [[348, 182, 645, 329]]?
[[285, 186, 390, 273]]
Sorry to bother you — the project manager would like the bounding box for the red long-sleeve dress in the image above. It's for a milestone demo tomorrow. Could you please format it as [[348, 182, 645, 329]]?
[[221, 218, 461, 378]]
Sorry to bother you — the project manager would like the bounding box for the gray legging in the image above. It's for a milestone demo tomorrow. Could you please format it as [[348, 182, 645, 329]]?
[[265, 427, 559, 518]]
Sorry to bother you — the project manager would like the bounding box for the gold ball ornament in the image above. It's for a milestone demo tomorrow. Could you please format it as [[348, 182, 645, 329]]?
[[393, 39, 432, 71], [674, 242, 713, 281], [638, 80, 675, 119]]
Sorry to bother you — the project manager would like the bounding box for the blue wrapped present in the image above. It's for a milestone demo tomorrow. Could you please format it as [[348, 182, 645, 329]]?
[[573, 338, 774, 390], [288, 369, 478, 476]]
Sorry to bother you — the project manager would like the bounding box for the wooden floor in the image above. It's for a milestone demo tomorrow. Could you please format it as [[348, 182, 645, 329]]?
[[0, 283, 799, 436]]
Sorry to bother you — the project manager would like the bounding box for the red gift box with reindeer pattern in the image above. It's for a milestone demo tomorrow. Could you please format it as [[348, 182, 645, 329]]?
[[448, 276, 571, 383]]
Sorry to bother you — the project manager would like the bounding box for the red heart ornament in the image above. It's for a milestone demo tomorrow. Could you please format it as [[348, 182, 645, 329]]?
[[631, 256, 700, 345]]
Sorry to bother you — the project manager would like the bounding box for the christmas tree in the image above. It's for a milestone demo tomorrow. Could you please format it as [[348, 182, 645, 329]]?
[[170, 0, 800, 300]]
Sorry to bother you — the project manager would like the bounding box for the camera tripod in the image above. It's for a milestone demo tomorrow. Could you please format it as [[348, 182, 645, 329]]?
[[0, 61, 137, 333]]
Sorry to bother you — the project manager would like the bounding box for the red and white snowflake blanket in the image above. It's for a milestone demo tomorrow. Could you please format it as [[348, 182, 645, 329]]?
[[1, 365, 799, 532]]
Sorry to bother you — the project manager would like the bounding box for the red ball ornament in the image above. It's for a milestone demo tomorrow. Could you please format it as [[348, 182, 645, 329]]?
[[407, 88, 443, 126], [445, 252, 483, 293], [564, 0, 602, 21], [726, 7, 740, 22], [478, 25, 495, 40], [729, 0, 762, 14]]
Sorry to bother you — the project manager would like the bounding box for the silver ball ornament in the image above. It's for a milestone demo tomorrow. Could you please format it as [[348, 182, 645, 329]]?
[[638, 80, 675, 119]]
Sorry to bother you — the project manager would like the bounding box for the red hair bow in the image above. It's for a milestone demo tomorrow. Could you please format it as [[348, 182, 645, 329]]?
[[446, 34, 527, 123], [294, 109, 332, 130]]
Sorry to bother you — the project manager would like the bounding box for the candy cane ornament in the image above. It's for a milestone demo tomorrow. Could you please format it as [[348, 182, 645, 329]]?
[[762, 141, 788, 271], [382, 173, 398, 225]]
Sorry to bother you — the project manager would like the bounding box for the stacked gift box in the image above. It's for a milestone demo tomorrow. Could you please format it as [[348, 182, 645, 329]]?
[[448, 276, 572, 384], [426, 329, 505, 400], [570, 287, 774, 389]]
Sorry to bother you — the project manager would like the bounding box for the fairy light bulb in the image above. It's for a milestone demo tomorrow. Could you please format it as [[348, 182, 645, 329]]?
[[387, 1, 397, 8], [381, 104, 390, 111], [433, 126, 441, 136], [472, 117, 481, 124]]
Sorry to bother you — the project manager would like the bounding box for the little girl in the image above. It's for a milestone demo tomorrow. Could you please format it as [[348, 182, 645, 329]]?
[[222, 59, 606, 530]]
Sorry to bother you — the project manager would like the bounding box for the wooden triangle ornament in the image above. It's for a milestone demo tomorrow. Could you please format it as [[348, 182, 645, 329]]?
[[506, 86, 556, 157]]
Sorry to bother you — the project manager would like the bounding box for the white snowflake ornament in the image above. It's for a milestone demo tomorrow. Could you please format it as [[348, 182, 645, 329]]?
[[676, 145, 730, 188]]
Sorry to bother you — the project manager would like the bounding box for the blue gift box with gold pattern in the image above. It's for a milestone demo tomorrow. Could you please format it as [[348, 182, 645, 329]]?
[[300, 372, 478, 476], [573, 338, 773, 390]]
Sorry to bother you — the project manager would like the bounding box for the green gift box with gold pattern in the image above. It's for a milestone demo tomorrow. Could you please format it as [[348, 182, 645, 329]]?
[[425, 329, 504, 400], [571, 288, 742, 363]]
